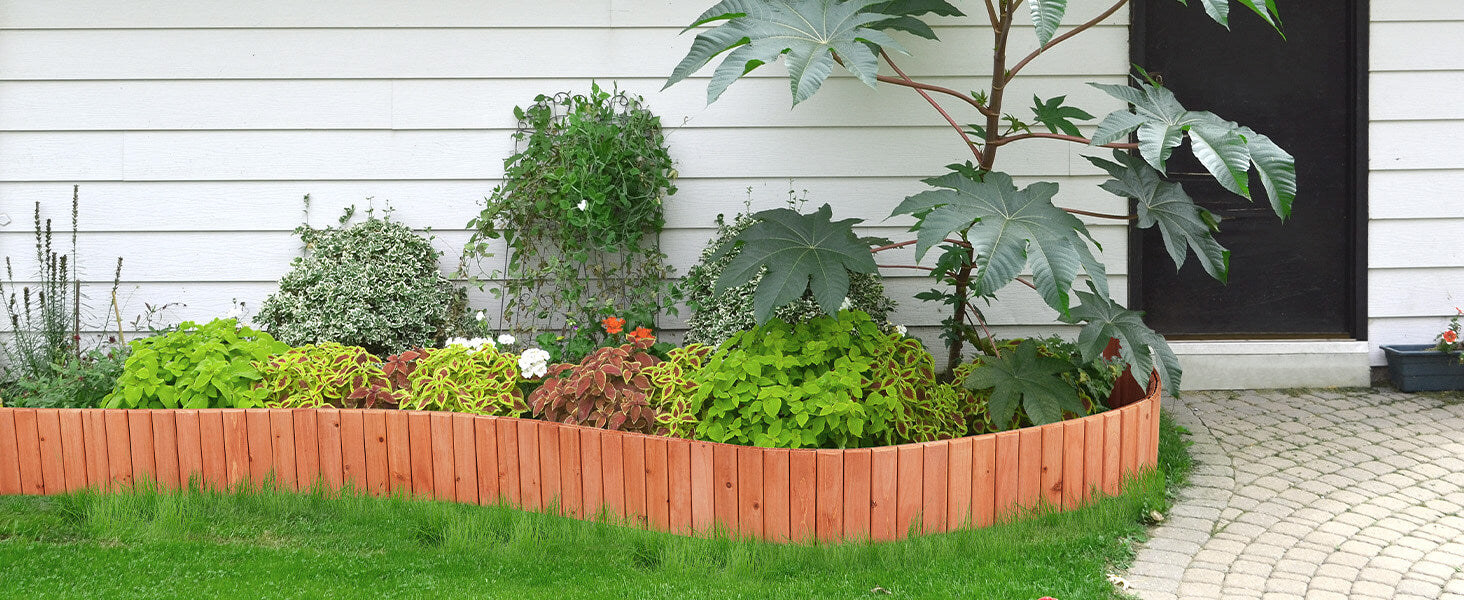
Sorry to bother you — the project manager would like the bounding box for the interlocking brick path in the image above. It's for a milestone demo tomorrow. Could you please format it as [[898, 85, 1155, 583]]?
[[1126, 389, 1464, 600]]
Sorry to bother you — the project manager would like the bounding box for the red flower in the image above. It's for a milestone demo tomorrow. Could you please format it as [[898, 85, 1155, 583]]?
[[601, 316, 625, 335], [1445, 330, 1459, 344], [627, 326, 655, 342]]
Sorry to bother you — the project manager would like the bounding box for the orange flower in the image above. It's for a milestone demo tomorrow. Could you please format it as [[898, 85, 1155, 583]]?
[[601, 316, 625, 335], [627, 326, 655, 342], [1445, 330, 1459, 344]]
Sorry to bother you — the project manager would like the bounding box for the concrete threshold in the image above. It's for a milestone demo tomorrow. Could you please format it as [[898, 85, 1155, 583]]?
[[1168, 340, 1371, 390]]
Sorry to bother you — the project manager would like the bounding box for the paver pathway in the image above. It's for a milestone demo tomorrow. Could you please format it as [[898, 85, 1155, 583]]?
[[1125, 388, 1464, 600]]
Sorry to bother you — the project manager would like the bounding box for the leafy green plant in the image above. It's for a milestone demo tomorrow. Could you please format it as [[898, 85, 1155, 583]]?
[[460, 84, 680, 364], [683, 206, 896, 347], [104, 319, 288, 409], [529, 337, 674, 435], [401, 345, 527, 416], [666, 0, 1295, 392], [961, 336, 1121, 430], [642, 343, 713, 439], [256, 343, 404, 409], [255, 214, 464, 357], [3, 346, 129, 409], [688, 310, 964, 449]]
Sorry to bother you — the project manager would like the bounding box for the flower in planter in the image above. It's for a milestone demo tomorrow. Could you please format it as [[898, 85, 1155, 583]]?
[[519, 348, 551, 379], [601, 316, 626, 335], [1437, 307, 1463, 355]]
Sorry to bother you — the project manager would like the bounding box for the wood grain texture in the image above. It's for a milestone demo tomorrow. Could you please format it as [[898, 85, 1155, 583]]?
[[452, 413, 479, 505], [712, 444, 737, 535], [870, 447, 898, 541], [536, 421, 561, 512], [557, 424, 582, 518], [496, 418, 521, 506], [788, 449, 817, 543], [58, 409, 88, 492], [645, 437, 670, 531], [36, 410, 66, 494], [735, 445, 763, 539], [198, 410, 225, 490], [363, 411, 389, 495], [1041, 423, 1064, 510], [290, 409, 319, 491], [1121, 405, 1139, 480], [842, 448, 871, 541], [761, 447, 790, 542], [599, 430, 624, 520], [516, 420, 540, 511], [921, 442, 949, 534], [410, 412, 435, 497], [220, 409, 246, 488], [14, 410, 44, 494], [1084, 415, 1104, 500], [475, 417, 499, 505], [174, 410, 203, 489], [895, 444, 923, 538], [244, 409, 271, 489], [148, 410, 180, 491], [579, 428, 601, 516], [1017, 427, 1043, 513], [622, 433, 646, 526], [946, 438, 973, 529], [266, 410, 295, 491], [1150, 395, 1162, 468], [1137, 399, 1154, 470], [384, 410, 410, 495], [341, 410, 368, 492], [1062, 420, 1086, 510], [689, 441, 713, 534], [971, 435, 996, 528], [1102, 411, 1122, 495], [994, 431, 1019, 523], [104, 410, 133, 489], [81, 410, 109, 490], [815, 449, 843, 543], [130, 410, 159, 488], [0, 410, 21, 495], [316, 409, 344, 492], [431, 413, 456, 501], [667, 438, 692, 534]]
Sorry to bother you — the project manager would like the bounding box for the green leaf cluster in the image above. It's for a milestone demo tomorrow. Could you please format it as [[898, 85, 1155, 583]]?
[[642, 344, 714, 439], [104, 319, 288, 409], [959, 337, 1120, 431], [688, 310, 964, 449], [529, 338, 672, 435], [402, 346, 527, 416], [256, 343, 404, 410]]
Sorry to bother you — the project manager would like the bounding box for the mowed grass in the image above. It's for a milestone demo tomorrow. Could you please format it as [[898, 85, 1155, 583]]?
[[0, 415, 1194, 600]]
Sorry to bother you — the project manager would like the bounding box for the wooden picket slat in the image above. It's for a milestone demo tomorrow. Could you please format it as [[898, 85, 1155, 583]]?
[[475, 417, 499, 504], [667, 438, 692, 534], [922, 442, 949, 533], [558, 425, 582, 518], [130, 410, 159, 488], [221, 409, 247, 488], [384, 410, 409, 495], [316, 409, 344, 492], [147, 410, 179, 491], [341, 410, 368, 492], [1084, 415, 1104, 499], [646, 437, 670, 531], [815, 449, 843, 543], [452, 413, 478, 505], [895, 444, 923, 538], [1062, 420, 1086, 509], [267, 410, 296, 491], [842, 448, 872, 541], [244, 409, 272, 488], [496, 418, 521, 506], [81, 410, 109, 489], [712, 444, 737, 534], [994, 431, 1019, 522], [175, 410, 203, 489], [736, 445, 763, 539], [622, 434, 646, 526], [431, 413, 456, 501], [410, 412, 435, 497], [1102, 411, 1121, 494], [36, 410, 65, 495], [363, 411, 389, 496], [0, 410, 21, 495], [788, 449, 817, 543], [1150, 396, 1162, 467], [870, 447, 898, 541], [1041, 423, 1064, 510], [536, 421, 560, 511], [516, 420, 540, 510], [762, 447, 791, 542], [599, 430, 624, 520], [579, 428, 601, 515], [1121, 405, 1139, 478], [292, 409, 320, 491], [1137, 399, 1154, 470], [947, 438, 973, 529], [1017, 427, 1042, 513], [104, 410, 133, 490], [689, 440, 713, 533], [14, 410, 44, 495], [971, 435, 996, 528], [199, 410, 226, 490], [58, 410, 88, 492]]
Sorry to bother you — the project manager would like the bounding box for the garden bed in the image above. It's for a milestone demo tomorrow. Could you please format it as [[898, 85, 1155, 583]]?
[[0, 377, 1158, 544]]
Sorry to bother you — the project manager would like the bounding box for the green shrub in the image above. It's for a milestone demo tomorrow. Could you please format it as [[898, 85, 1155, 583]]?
[[681, 211, 895, 347], [3, 346, 128, 409], [688, 310, 963, 449], [256, 343, 404, 409], [104, 319, 288, 409], [256, 216, 463, 356], [959, 337, 1121, 431], [400, 345, 526, 416]]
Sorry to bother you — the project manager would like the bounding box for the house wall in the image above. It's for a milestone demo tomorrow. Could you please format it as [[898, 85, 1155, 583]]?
[[0, 1, 1129, 345], [1367, 1, 1464, 365]]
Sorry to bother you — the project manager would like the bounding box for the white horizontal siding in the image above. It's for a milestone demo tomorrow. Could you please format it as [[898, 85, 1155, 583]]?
[[1367, 3, 1464, 365], [0, 2, 1132, 344]]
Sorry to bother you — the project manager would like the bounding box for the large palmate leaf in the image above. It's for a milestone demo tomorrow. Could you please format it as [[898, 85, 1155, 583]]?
[[890, 171, 1108, 316], [1032, 95, 1093, 137], [964, 339, 1086, 429], [1086, 150, 1230, 282], [1060, 284, 1180, 392], [712, 204, 878, 324], [1179, 0, 1282, 32], [665, 0, 909, 106], [1090, 81, 1297, 219], [866, 0, 963, 40], [1030, 0, 1068, 46]]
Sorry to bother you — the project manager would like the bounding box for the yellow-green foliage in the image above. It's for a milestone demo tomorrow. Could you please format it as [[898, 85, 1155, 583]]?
[[643, 343, 711, 439], [255, 342, 403, 409], [401, 345, 526, 416]]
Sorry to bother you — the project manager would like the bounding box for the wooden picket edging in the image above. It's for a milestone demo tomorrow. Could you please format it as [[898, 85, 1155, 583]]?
[[0, 380, 1160, 543]]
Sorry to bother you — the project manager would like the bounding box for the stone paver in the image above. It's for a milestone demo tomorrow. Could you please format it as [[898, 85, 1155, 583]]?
[[1126, 389, 1464, 600]]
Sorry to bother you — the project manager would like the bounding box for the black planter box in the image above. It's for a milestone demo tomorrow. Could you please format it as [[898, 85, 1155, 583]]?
[[1381, 344, 1464, 392]]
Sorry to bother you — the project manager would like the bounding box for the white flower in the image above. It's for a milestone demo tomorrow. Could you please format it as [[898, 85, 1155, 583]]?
[[224, 306, 243, 319], [839, 297, 854, 312], [446, 337, 496, 352], [519, 348, 551, 379], [576, 199, 588, 211], [894, 324, 908, 337], [475, 310, 486, 322], [497, 333, 516, 346]]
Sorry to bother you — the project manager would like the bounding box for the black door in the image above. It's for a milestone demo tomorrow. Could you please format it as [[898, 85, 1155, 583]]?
[[1131, 0, 1366, 338]]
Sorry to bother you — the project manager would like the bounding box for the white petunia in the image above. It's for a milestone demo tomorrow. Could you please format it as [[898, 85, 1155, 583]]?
[[497, 333, 516, 346], [475, 310, 486, 322], [894, 324, 908, 337], [518, 348, 551, 379], [839, 297, 854, 312], [576, 199, 588, 211]]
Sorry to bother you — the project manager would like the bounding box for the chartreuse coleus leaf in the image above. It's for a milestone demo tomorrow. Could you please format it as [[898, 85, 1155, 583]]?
[[711, 204, 878, 324], [1060, 283, 1181, 393], [1029, 0, 1068, 46], [1031, 95, 1094, 137], [865, 0, 963, 40], [964, 339, 1086, 429], [1089, 80, 1296, 220], [1086, 150, 1230, 282], [890, 170, 1109, 316], [1179, 0, 1282, 33], [665, 0, 911, 105]]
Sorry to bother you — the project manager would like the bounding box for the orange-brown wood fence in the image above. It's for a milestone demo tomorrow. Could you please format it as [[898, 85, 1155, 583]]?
[[0, 383, 1160, 543]]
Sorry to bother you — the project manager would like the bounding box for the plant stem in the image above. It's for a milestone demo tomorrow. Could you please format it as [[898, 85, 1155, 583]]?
[[873, 75, 997, 118], [1006, 0, 1130, 83], [979, 3, 1017, 171], [869, 238, 970, 254], [880, 52, 983, 163], [1065, 208, 1136, 221], [987, 132, 1137, 150]]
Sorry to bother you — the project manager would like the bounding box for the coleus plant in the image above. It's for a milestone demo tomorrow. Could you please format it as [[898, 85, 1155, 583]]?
[[665, 0, 1294, 394]]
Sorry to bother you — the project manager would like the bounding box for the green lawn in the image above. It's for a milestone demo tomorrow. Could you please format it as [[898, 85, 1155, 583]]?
[[0, 414, 1192, 600]]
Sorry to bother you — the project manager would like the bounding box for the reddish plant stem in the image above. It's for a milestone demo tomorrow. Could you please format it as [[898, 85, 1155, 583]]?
[[1006, 0, 1130, 83], [964, 303, 1000, 359], [1065, 208, 1136, 221], [984, 0, 999, 28], [876, 264, 938, 272], [979, 3, 1016, 171], [880, 51, 983, 163], [869, 238, 970, 254], [874, 75, 996, 117], [988, 132, 1137, 150]]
